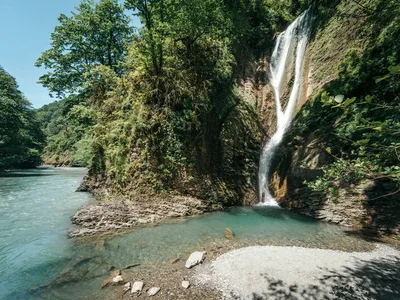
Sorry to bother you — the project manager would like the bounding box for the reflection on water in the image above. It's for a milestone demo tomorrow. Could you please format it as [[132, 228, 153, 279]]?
[[1, 169, 375, 299]]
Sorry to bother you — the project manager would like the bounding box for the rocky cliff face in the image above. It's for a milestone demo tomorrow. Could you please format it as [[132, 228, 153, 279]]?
[[264, 2, 399, 236], [236, 58, 276, 138]]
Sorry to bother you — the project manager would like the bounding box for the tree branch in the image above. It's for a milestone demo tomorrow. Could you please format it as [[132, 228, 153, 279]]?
[[367, 189, 400, 201]]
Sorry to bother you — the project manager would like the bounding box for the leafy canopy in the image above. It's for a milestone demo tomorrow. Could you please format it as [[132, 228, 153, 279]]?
[[35, 0, 133, 98], [0, 66, 45, 170]]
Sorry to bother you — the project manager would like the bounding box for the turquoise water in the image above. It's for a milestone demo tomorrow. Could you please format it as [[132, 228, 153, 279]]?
[[0, 169, 373, 299], [0, 168, 95, 299]]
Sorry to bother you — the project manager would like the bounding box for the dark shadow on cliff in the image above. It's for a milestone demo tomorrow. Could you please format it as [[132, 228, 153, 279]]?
[[362, 178, 400, 235], [251, 255, 400, 300]]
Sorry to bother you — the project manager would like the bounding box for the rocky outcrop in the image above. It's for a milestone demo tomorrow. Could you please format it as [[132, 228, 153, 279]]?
[[267, 2, 399, 237], [270, 127, 400, 236], [69, 196, 222, 237], [237, 58, 276, 138], [278, 177, 400, 236]]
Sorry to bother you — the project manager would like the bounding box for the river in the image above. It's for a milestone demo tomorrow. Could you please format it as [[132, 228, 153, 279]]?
[[0, 168, 94, 299], [0, 168, 374, 299]]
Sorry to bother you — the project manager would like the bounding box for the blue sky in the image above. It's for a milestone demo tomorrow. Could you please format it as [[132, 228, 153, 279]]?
[[0, 0, 138, 108]]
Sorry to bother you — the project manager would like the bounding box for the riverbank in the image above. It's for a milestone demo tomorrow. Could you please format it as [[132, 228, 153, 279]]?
[[31, 194, 400, 299], [94, 239, 400, 300], [69, 195, 223, 237], [69, 194, 400, 240]]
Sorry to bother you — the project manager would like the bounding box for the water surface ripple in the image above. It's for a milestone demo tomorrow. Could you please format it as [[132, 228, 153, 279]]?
[[0, 168, 94, 299]]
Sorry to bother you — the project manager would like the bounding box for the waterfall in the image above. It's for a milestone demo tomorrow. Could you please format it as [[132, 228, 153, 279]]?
[[258, 9, 312, 205]]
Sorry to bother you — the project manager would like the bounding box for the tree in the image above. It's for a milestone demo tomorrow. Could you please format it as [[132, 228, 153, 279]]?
[[0, 66, 45, 170], [36, 0, 133, 98], [35, 0, 134, 166]]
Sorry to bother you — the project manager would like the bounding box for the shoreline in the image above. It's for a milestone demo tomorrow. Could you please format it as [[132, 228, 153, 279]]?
[[195, 244, 400, 299], [81, 238, 400, 299], [69, 195, 223, 238], [57, 187, 400, 299], [68, 193, 400, 241]]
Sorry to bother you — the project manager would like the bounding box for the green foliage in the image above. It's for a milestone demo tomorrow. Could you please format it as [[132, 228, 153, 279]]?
[[36, 0, 133, 98], [36, 0, 309, 202], [0, 66, 45, 170], [36, 0, 134, 167], [36, 97, 95, 166], [81, 0, 281, 201], [277, 0, 400, 201]]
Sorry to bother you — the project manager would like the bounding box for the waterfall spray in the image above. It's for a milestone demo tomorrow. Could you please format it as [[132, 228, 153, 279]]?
[[258, 9, 312, 205]]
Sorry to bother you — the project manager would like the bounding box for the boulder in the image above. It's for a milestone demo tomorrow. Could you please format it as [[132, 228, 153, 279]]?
[[148, 287, 160, 296], [185, 251, 206, 268], [131, 281, 144, 293], [182, 281, 190, 289], [112, 275, 124, 283]]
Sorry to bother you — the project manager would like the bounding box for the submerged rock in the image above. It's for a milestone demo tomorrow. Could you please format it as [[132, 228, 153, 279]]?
[[123, 263, 140, 270], [170, 258, 180, 264], [185, 251, 206, 268], [131, 281, 144, 293], [182, 280, 190, 289], [148, 287, 160, 296], [225, 228, 234, 240]]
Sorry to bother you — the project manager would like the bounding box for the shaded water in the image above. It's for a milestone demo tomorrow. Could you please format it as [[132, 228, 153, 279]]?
[[1, 169, 374, 299]]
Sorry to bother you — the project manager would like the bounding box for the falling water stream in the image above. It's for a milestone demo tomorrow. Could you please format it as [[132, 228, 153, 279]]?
[[258, 9, 312, 205]]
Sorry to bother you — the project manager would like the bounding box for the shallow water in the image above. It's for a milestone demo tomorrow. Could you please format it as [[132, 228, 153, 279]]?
[[0, 168, 95, 299], [0, 169, 374, 299]]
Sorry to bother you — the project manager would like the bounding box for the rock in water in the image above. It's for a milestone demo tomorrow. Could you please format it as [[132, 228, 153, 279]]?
[[148, 287, 160, 296], [131, 281, 144, 293], [185, 251, 206, 268], [170, 258, 180, 264], [225, 228, 234, 240], [182, 281, 190, 289]]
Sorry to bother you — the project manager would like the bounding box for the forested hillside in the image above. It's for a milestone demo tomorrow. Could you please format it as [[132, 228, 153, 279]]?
[[36, 98, 94, 167], [0, 66, 44, 170], [36, 0, 399, 222], [36, 0, 311, 203]]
